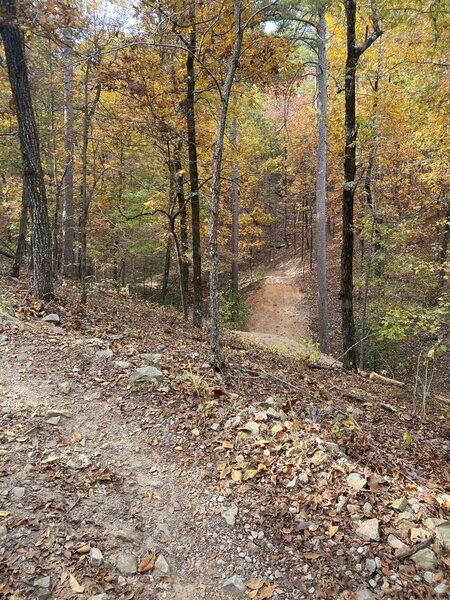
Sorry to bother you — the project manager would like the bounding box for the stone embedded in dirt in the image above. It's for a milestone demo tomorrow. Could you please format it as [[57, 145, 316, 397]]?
[[411, 548, 437, 570], [45, 416, 61, 426], [398, 511, 415, 522], [210, 422, 220, 431], [310, 450, 328, 465], [363, 502, 373, 516], [46, 409, 71, 419], [153, 554, 170, 578], [115, 552, 137, 575], [347, 504, 361, 514], [9, 486, 25, 501], [387, 534, 408, 550], [298, 472, 309, 484], [43, 314, 60, 323], [0, 312, 21, 325], [423, 571, 435, 584], [114, 528, 140, 544], [286, 475, 298, 489], [34, 576, 51, 588], [356, 588, 375, 600], [410, 527, 430, 542], [391, 497, 408, 511], [423, 517, 447, 530], [356, 518, 380, 541], [435, 583, 448, 596], [434, 521, 450, 553], [222, 505, 238, 527], [140, 353, 162, 364], [96, 349, 113, 359], [155, 522, 171, 543], [222, 574, 246, 595], [365, 558, 377, 574], [129, 366, 164, 385], [225, 415, 241, 429], [114, 360, 132, 370], [90, 595, 109, 600], [90, 547, 103, 567], [347, 473, 367, 491], [58, 381, 73, 394], [52, 326, 65, 335], [0, 525, 7, 541]]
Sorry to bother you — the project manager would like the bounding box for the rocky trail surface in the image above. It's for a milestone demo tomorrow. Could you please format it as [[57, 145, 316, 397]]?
[[0, 277, 449, 600]]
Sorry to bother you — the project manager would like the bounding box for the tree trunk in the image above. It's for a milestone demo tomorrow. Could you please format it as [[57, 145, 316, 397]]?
[[315, 6, 329, 354], [438, 201, 450, 292], [341, 0, 382, 370], [186, 0, 203, 327], [230, 116, 239, 295], [61, 31, 75, 277], [11, 182, 29, 278], [0, 0, 53, 299], [162, 236, 172, 300], [173, 151, 189, 320], [209, 0, 244, 369]]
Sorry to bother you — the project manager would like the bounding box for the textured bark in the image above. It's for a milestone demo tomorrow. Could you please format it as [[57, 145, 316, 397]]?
[[315, 8, 329, 354], [230, 116, 239, 295], [0, 0, 53, 299], [438, 202, 450, 292], [11, 182, 29, 278], [173, 151, 189, 320], [341, 0, 381, 370], [61, 31, 75, 277], [209, 0, 244, 369], [186, 0, 202, 327]]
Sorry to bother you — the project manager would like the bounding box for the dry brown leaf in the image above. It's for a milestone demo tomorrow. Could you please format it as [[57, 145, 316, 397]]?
[[246, 577, 264, 590], [231, 469, 242, 482], [69, 574, 84, 593], [76, 544, 90, 554], [138, 552, 156, 573], [259, 583, 276, 599], [243, 469, 258, 481]]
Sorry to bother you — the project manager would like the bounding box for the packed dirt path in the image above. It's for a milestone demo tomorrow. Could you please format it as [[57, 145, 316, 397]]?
[[241, 257, 312, 352]]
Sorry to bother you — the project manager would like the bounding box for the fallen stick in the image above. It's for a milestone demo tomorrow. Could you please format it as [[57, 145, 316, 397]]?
[[369, 371, 405, 388], [397, 534, 435, 560]]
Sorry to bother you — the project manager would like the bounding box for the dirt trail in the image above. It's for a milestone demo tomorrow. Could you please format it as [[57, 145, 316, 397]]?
[[242, 257, 312, 351]]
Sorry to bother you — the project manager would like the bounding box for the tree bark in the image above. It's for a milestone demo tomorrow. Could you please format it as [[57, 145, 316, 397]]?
[[341, 0, 381, 370], [186, 0, 203, 327], [61, 31, 75, 277], [230, 116, 239, 295], [315, 7, 329, 354], [209, 0, 244, 369], [173, 151, 189, 320], [0, 0, 53, 299], [438, 201, 450, 292], [11, 181, 29, 278]]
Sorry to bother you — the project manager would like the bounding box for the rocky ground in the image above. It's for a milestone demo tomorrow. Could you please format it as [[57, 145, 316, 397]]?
[[0, 276, 449, 599]]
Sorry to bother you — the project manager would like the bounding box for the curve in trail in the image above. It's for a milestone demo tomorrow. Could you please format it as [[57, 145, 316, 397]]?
[[241, 257, 312, 352]]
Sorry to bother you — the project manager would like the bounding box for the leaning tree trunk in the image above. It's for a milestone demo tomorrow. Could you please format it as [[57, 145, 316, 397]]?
[[209, 0, 244, 369], [11, 181, 29, 278], [186, 0, 203, 327], [315, 7, 330, 354], [61, 30, 75, 277], [0, 0, 53, 299]]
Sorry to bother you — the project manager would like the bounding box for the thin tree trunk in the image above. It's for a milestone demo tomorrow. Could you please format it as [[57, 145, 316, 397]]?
[[173, 151, 189, 320], [79, 59, 101, 304], [209, 0, 244, 369], [230, 116, 239, 295], [186, 0, 202, 327], [11, 182, 29, 278], [162, 236, 172, 300], [438, 201, 450, 292], [315, 7, 329, 353], [0, 0, 53, 299], [61, 31, 75, 277]]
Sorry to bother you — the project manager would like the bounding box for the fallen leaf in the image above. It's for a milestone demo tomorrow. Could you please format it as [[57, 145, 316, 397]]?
[[259, 583, 276, 599], [328, 525, 339, 537], [69, 574, 84, 593], [76, 544, 91, 554], [303, 552, 321, 559], [246, 578, 264, 590], [243, 469, 258, 481], [139, 552, 156, 573], [191, 428, 200, 437], [231, 469, 242, 482]]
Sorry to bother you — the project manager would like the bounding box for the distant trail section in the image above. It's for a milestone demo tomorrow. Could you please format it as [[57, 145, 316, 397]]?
[[241, 257, 312, 351]]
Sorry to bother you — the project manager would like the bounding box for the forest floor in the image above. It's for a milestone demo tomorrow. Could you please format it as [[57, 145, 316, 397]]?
[[0, 273, 450, 600]]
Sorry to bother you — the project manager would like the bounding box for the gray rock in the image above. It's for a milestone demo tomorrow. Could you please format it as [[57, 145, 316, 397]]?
[[114, 528, 140, 544], [34, 576, 51, 588], [43, 314, 60, 323], [153, 554, 170, 578], [210, 423, 220, 431], [96, 349, 113, 359], [347, 473, 367, 491], [434, 521, 450, 553], [155, 522, 171, 542], [90, 595, 109, 600], [0, 312, 21, 325], [365, 558, 377, 574], [46, 409, 71, 418], [356, 518, 380, 541], [356, 589, 375, 600], [140, 353, 162, 365], [362, 502, 373, 516], [298, 472, 309, 484], [90, 547, 103, 567], [411, 548, 437, 570], [387, 534, 408, 550], [52, 326, 65, 335], [9, 486, 25, 501], [222, 574, 246, 595], [221, 505, 238, 527], [116, 553, 137, 575], [45, 416, 61, 426], [114, 360, 132, 370], [129, 366, 164, 385], [435, 583, 448, 596], [0, 525, 7, 540], [58, 381, 73, 394], [423, 571, 435, 584], [391, 497, 408, 511]]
